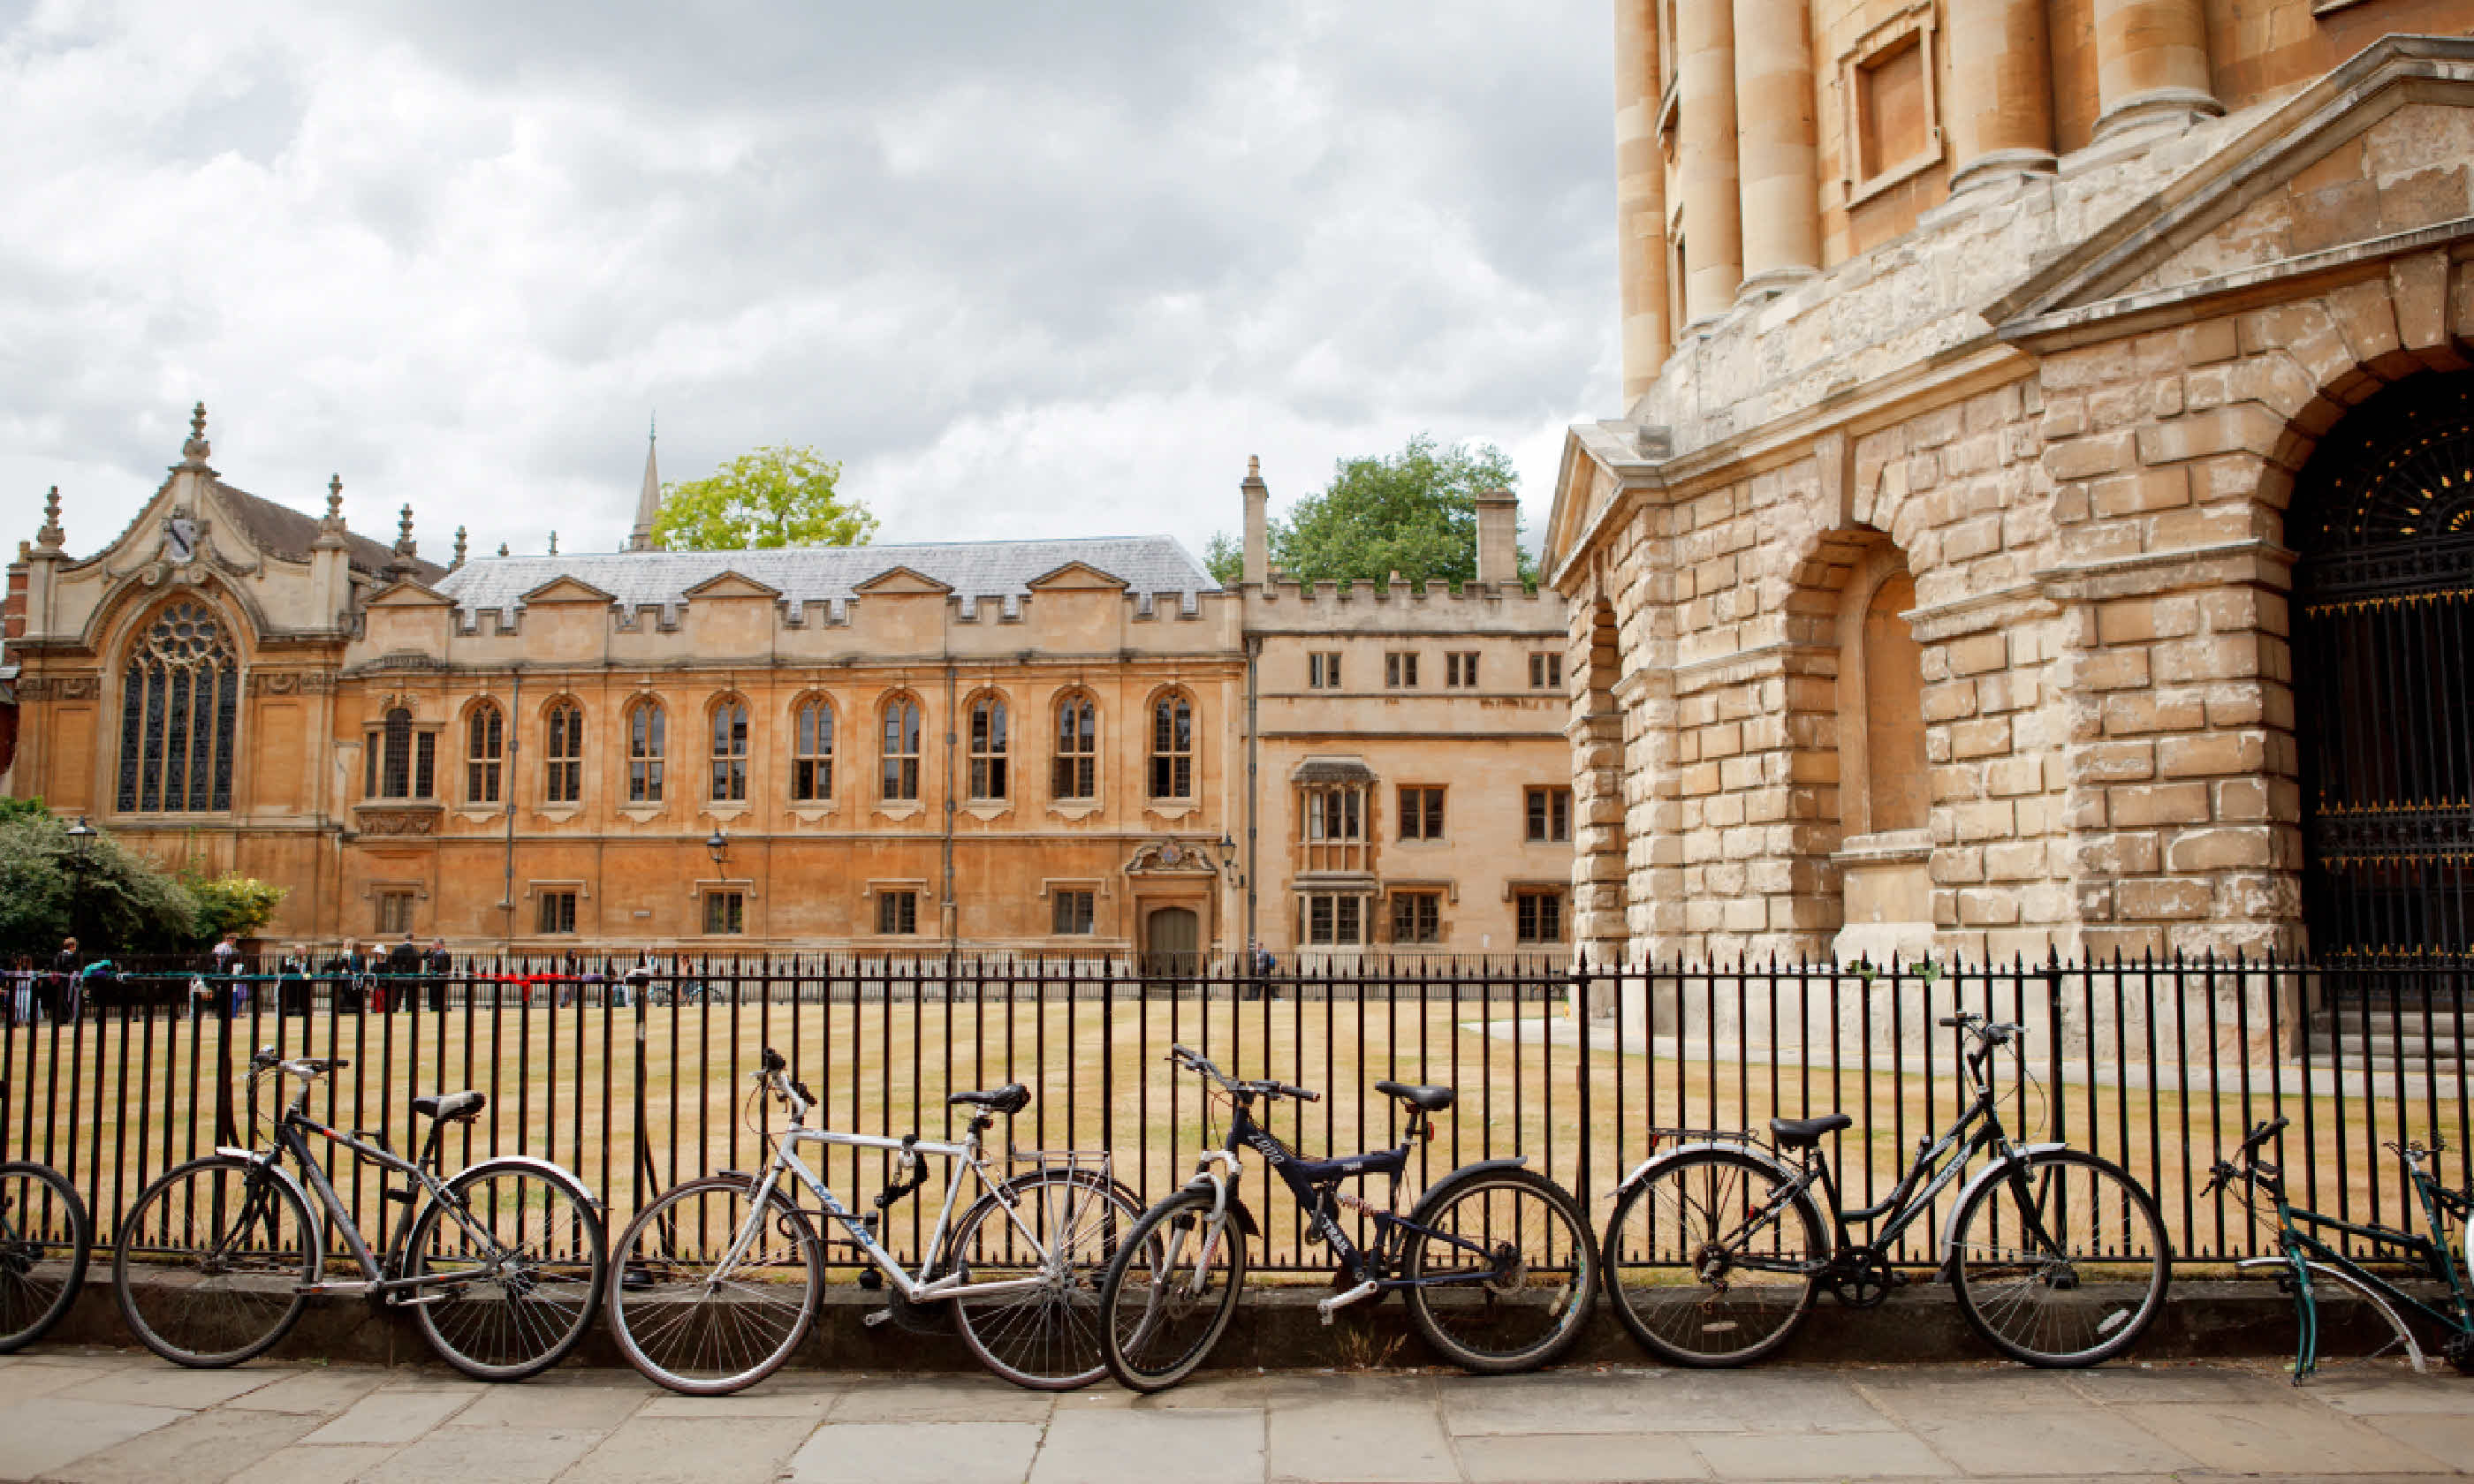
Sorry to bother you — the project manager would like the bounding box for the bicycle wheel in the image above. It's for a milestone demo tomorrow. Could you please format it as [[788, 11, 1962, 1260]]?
[[1949, 1148, 2169, 1367], [401, 1158, 607, 1381], [947, 1168, 1142, 1389], [113, 1155, 318, 1367], [0, 1162, 89, 1352], [606, 1175, 822, 1396], [1099, 1189, 1247, 1393], [1401, 1166, 1598, 1374], [1602, 1148, 1824, 1367]]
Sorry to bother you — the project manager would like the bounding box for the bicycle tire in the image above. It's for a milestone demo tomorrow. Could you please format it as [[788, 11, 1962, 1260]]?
[[1099, 1188, 1247, 1392], [607, 1174, 823, 1395], [1602, 1147, 1825, 1367], [1400, 1165, 1598, 1374], [401, 1158, 608, 1382], [947, 1167, 1142, 1389], [0, 1161, 89, 1353], [112, 1155, 319, 1367], [1949, 1147, 2169, 1367]]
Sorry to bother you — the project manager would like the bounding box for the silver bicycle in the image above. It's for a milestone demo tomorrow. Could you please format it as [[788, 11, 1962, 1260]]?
[[605, 1047, 1140, 1393]]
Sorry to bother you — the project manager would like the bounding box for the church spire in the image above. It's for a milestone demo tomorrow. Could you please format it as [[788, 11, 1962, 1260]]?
[[628, 416, 662, 551]]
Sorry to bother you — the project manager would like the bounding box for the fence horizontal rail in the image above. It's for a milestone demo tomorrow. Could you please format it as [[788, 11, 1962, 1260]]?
[[2, 950, 2463, 1277]]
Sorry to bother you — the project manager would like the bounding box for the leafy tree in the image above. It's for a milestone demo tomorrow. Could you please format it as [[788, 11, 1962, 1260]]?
[[650, 444, 879, 551], [0, 814, 198, 957], [1203, 532, 1243, 587], [179, 867, 289, 943], [1203, 435, 1534, 590]]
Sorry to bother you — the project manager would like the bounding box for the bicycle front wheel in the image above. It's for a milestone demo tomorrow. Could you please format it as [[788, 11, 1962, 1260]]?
[[402, 1158, 607, 1381], [1602, 1148, 1824, 1367], [1949, 1148, 2168, 1367], [607, 1175, 822, 1396], [1100, 1188, 1247, 1393], [0, 1162, 89, 1352], [947, 1168, 1142, 1389], [112, 1155, 318, 1367], [1401, 1166, 1598, 1374]]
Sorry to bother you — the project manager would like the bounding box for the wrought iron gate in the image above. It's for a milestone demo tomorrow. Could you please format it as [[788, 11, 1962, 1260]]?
[[2293, 374, 2474, 963]]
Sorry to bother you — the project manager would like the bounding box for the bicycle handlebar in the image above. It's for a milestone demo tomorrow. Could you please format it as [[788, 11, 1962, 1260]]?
[[1166, 1044, 1320, 1102]]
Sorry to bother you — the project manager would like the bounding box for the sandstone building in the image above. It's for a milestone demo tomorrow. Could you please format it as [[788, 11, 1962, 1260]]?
[[1550, 7, 2474, 967], [4, 415, 1569, 961]]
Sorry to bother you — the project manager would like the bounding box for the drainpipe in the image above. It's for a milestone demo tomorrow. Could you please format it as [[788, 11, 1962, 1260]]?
[[1245, 634, 1261, 961], [942, 641, 958, 957], [502, 670, 520, 956]]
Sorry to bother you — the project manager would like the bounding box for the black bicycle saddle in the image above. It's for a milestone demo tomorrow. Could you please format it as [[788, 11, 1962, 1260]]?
[[1770, 1113, 1852, 1147], [948, 1083, 1031, 1116], [1373, 1079, 1454, 1113]]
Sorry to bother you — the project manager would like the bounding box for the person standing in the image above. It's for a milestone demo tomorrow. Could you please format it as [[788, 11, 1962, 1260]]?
[[5, 954, 30, 1026], [210, 932, 246, 1017], [385, 935, 421, 1011], [423, 938, 452, 1012], [49, 937, 81, 1022], [324, 939, 368, 1014]]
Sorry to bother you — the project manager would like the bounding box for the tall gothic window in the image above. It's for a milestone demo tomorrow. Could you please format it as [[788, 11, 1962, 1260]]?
[[881, 695, 922, 801], [364, 708, 435, 799], [118, 599, 239, 813], [544, 701, 584, 804], [968, 694, 1008, 799], [1149, 693, 1194, 799], [1052, 691, 1097, 799], [467, 703, 504, 804], [710, 698, 750, 801], [793, 698, 834, 801], [627, 700, 665, 803]]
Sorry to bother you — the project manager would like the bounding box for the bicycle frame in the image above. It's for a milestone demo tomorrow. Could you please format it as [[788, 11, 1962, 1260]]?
[[2247, 1160, 2473, 1376]]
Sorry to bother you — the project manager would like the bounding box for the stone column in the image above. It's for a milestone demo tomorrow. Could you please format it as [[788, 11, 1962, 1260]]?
[[1676, 0, 1743, 325], [1241, 457, 1269, 587], [1947, 0, 2056, 193], [1729, 0, 1819, 298], [1476, 489, 1520, 588], [1615, 0, 1671, 405], [2091, 0, 2221, 140]]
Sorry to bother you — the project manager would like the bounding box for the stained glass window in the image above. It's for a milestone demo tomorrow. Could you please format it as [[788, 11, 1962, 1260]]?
[[116, 600, 239, 813]]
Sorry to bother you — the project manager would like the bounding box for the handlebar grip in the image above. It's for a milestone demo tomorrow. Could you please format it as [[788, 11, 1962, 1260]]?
[[1937, 1015, 1975, 1028], [2243, 1116, 2291, 1153], [1282, 1083, 1322, 1103]]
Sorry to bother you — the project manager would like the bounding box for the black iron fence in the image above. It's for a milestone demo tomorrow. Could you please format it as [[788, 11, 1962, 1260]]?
[[2, 950, 2463, 1274]]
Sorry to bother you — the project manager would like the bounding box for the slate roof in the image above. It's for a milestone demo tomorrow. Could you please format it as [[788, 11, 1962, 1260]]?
[[210, 481, 446, 583], [433, 536, 1218, 623]]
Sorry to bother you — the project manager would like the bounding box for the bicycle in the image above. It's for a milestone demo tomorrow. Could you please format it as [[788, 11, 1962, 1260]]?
[[603, 1046, 1142, 1394], [1601, 1010, 2170, 1368], [1099, 1044, 1598, 1392], [2205, 1115, 2474, 1381], [0, 1080, 90, 1352], [111, 1048, 608, 1379]]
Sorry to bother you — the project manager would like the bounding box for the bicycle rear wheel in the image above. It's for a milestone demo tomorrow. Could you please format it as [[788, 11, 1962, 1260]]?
[[1401, 1166, 1597, 1374], [1100, 1189, 1247, 1392], [1602, 1148, 1824, 1367], [947, 1168, 1141, 1389], [401, 1158, 607, 1381], [0, 1162, 89, 1352], [607, 1175, 822, 1396], [1949, 1148, 2168, 1367], [112, 1155, 318, 1367]]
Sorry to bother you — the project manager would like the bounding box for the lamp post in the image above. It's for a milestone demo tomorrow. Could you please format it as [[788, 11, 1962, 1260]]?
[[1216, 832, 1251, 988], [705, 827, 729, 870], [62, 816, 95, 958]]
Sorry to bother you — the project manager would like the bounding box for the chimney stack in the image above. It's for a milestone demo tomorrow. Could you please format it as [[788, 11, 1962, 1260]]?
[[1475, 488, 1519, 588], [1241, 456, 1269, 587]]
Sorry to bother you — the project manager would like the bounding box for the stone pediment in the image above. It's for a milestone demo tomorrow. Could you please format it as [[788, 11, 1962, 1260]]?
[[365, 579, 453, 608], [1024, 561, 1129, 592], [679, 570, 784, 601], [519, 574, 618, 605], [1992, 35, 2474, 349], [853, 565, 954, 595]]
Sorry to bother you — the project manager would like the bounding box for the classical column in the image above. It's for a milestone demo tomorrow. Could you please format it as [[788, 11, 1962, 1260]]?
[[1676, 0, 1743, 325], [2091, 0, 2221, 140], [1730, 0, 1819, 298], [1615, 0, 1671, 404], [1947, 0, 2056, 192]]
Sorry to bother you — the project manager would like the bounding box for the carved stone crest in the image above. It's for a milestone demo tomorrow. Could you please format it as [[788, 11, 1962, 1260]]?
[[1125, 838, 1217, 875]]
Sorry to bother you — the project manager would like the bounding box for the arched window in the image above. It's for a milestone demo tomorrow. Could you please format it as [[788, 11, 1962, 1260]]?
[[116, 598, 240, 813], [466, 703, 504, 804], [881, 696, 922, 801], [365, 707, 434, 799], [968, 694, 1008, 799], [710, 698, 750, 801], [1052, 692, 1097, 799], [793, 698, 834, 801], [1149, 693, 1194, 799], [627, 700, 665, 803], [544, 701, 584, 804]]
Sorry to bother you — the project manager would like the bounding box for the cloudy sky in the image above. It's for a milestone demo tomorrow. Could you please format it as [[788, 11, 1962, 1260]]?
[[0, 0, 1617, 570]]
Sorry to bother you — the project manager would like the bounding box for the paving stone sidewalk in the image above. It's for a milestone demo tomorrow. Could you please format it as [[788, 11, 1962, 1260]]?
[[2, 1348, 2470, 1483]]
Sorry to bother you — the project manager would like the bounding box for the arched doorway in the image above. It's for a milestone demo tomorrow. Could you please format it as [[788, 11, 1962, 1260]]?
[[1143, 905, 1201, 978], [2292, 374, 2474, 961]]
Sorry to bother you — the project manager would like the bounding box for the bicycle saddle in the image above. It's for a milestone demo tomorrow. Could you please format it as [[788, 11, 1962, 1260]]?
[[413, 1090, 487, 1122], [1770, 1114, 1852, 1147], [1373, 1079, 1454, 1113], [948, 1083, 1030, 1115]]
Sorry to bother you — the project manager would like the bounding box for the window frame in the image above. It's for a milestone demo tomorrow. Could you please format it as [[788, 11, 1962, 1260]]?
[[792, 696, 835, 802], [1390, 890, 1443, 945], [876, 889, 920, 936], [1529, 652, 1563, 690], [626, 698, 666, 804], [702, 890, 747, 935], [1385, 652, 1419, 688], [709, 696, 750, 803], [1398, 784, 1446, 841], [968, 693, 1010, 801], [1051, 691, 1098, 800], [1309, 652, 1342, 689], [1515, 889, 1566, 944], [1303, 892, 1366, 945], [543, 700, 585, 804], [536, 890, 579, 935], [376, 890, 417, 936], [1525, 785, 1574, 844], [1446, 651, 1481, 688], [1051, 889, 1096, 935], [116, 597, 243, 815], [466, 702, 504, 805], [880, 694, 924, 802], [1149, 692, 1195, 799]]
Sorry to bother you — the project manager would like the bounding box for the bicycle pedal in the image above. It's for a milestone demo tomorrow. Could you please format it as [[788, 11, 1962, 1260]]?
[[862, 1308, 893, 1329]]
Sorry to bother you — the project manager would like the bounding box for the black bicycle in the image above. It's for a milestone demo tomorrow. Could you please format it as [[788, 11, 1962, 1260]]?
[[0, 1080, 90, 1352], [112, 1048, 607, 1379], [1098, 1044, 1597, 1391], [1602, 1011, 2170, 1367]]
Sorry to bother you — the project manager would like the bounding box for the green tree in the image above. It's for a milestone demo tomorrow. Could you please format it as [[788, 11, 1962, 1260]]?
[[1204, 435, 1534, 590], [650, 444, 879, 551], [0, 814, 199, 957], [179, 867, 289, 943], [1203, 532, 1243, 587]]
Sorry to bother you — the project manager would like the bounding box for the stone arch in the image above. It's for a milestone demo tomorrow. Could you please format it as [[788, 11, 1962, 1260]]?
[[1822, 531, 1933, 965], [111, 590, 247, 815]]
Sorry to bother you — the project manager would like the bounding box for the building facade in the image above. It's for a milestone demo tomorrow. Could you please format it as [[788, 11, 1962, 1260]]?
[[4, 419, 1569, 960], [1552, 4, 2474, 966]]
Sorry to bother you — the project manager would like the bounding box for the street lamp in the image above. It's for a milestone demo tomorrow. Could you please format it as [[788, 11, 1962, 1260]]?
[[705, 827, 729, 869], [1214, 832, 1241, 883], [62, 816, 95, 954]]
